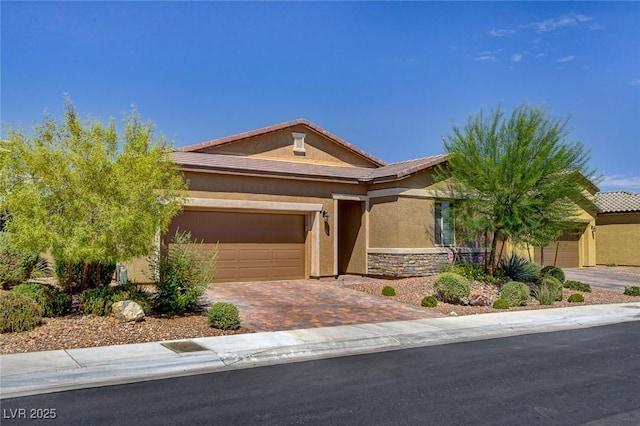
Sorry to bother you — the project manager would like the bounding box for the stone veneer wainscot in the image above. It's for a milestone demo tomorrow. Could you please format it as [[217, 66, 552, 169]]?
[[367, 249, 486, 277]]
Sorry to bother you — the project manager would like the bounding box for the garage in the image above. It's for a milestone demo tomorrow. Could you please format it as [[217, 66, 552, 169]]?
[[534, 232, 580, 268], [167, 210, 306, 282]]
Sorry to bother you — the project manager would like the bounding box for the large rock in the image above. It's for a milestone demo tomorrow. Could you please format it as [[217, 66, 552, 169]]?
[[467, 291, 493, 307], [112, 300, 145, 322]]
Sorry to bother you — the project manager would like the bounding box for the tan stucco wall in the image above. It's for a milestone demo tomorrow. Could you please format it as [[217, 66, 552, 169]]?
[[596, 213, 640, 266], [369, 196, 399, 248], [398, 197, 435, 248], [199, 125, 376, 168]]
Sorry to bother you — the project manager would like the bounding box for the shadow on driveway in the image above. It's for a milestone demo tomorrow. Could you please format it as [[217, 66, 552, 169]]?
[[205, 279, 442, 332], [564, 266, 640, 291]]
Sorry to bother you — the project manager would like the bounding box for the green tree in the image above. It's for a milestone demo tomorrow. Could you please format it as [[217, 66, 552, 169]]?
[[0, 98, 186, 294], [438, 104, 595, 272]]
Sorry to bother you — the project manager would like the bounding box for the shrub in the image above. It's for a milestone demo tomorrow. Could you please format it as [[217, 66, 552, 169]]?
[[0, 290, 43, 332], [540, 276, 563, 301], [433, 272, 470, 304], [624, 286, 640, 296], [492, 298, 510, 309], [421, 295, 438, 308], [498, 254, 541, 283], [540, 265, 565, 283], [500, 281, 530, 307], [11, 283, 68, 317], [79, 283, 151, 316], [563, 280, 591, 293], [442, 261, 499, 284], [534, 277, 563, 306], [568, 293, 584, 303], [381, 285, 396, 296], [208, 302, 241, 330], [606, 263, 617, 267], [534, 285, 555, 305], [0, 232, 44, 288], [54, 259, 116, 293], [150, 230, 217, 316]]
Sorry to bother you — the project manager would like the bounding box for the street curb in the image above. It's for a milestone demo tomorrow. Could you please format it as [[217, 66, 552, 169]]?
[[2, 302, 639, 399]]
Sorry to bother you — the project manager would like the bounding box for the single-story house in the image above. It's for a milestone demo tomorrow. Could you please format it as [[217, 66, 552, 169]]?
[[127, 119, 598, 283], [594, 191, 640, 266]]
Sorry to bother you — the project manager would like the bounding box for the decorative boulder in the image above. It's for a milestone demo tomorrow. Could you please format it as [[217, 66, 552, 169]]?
[[468, 291, 493, 307], [112, 300, 145, 322]]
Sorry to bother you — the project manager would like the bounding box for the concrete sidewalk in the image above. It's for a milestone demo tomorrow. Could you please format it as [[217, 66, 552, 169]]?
[[2, 302, 639, 399]]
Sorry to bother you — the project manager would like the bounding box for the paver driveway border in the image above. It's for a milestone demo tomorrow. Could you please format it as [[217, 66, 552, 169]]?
[[564, 266, 640, 291], [205, 278, 442, 332]]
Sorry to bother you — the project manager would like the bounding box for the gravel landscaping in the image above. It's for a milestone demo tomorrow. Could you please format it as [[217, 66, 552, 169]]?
[[2, 269, 638, 355], [343, 275, 639, 317]]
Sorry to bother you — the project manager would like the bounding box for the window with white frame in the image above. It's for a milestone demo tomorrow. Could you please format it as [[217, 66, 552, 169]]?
[[435, 201, 454, 246]]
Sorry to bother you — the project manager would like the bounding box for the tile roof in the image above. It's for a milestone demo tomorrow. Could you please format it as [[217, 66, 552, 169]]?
[[171, 152, 448, 184], [595, 191, 640, 213], [176, 118, 386, 167]]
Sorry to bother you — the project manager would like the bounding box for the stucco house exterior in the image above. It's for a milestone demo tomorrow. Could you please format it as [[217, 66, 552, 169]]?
[[594, 191, 640, 266], [127, 119, 598, 283]]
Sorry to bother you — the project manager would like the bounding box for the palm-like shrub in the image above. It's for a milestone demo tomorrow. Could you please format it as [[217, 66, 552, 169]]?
[[498, 253, 540, 283], [433, 272, 470, 304]]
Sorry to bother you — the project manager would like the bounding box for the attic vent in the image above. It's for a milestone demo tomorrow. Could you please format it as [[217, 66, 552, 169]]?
[[292, 132, 306, 153]]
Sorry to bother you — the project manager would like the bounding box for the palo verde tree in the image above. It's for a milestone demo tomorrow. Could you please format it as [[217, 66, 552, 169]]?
[[0, 98, 186, 294], [438, 103, 595, 272]]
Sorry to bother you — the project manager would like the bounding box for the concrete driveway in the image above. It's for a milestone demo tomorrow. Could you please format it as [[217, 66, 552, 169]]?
[[205, 278, 442, 332], [564, 266, 640, 291]]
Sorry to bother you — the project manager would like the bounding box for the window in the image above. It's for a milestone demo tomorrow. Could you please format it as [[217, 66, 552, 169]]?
[[435, 201, 454, 246], [292, 132, 306, 153]]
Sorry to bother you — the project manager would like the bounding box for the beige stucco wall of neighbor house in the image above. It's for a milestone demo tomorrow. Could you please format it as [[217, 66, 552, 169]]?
[[521, 205, 597, 268], [596, 213, 640, 266], [198, 125, 377, 168]]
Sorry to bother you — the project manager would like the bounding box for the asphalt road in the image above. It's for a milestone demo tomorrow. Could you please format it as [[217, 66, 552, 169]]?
[[2, 322, 639, 425]]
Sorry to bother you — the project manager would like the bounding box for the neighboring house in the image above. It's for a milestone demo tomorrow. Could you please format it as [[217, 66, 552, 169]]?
[[126, 119, 598, 282], [532, 178, 600, 269], [594, 191, 640, 266]]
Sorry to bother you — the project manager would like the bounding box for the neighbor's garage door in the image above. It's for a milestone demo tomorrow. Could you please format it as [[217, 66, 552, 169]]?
[[167, 211, 306, 282], [534, 232, 580, 268]]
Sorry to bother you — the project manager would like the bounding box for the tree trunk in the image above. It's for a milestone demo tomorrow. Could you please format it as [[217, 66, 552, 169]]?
[[540, 246, 545, 266], [487, 230, 500, 274], [495, 234, 507, 272], [67, 261, 73, 309], [554, 242, 560, 267], [96, 263, 102, 287], [81, 263, 91, 292], [483, 230, 489, 274]]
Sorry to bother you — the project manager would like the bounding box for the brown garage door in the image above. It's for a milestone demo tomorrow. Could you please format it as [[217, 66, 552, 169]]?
[[534, 232, 580, 268], [167, 211, 306, 282]]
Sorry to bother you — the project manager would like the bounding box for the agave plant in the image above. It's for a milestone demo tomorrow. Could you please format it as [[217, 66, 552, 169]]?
[[498, 253, 541, 283]]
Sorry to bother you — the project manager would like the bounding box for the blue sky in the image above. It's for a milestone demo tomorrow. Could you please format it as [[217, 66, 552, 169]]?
[[2, 1, 639, 191]]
